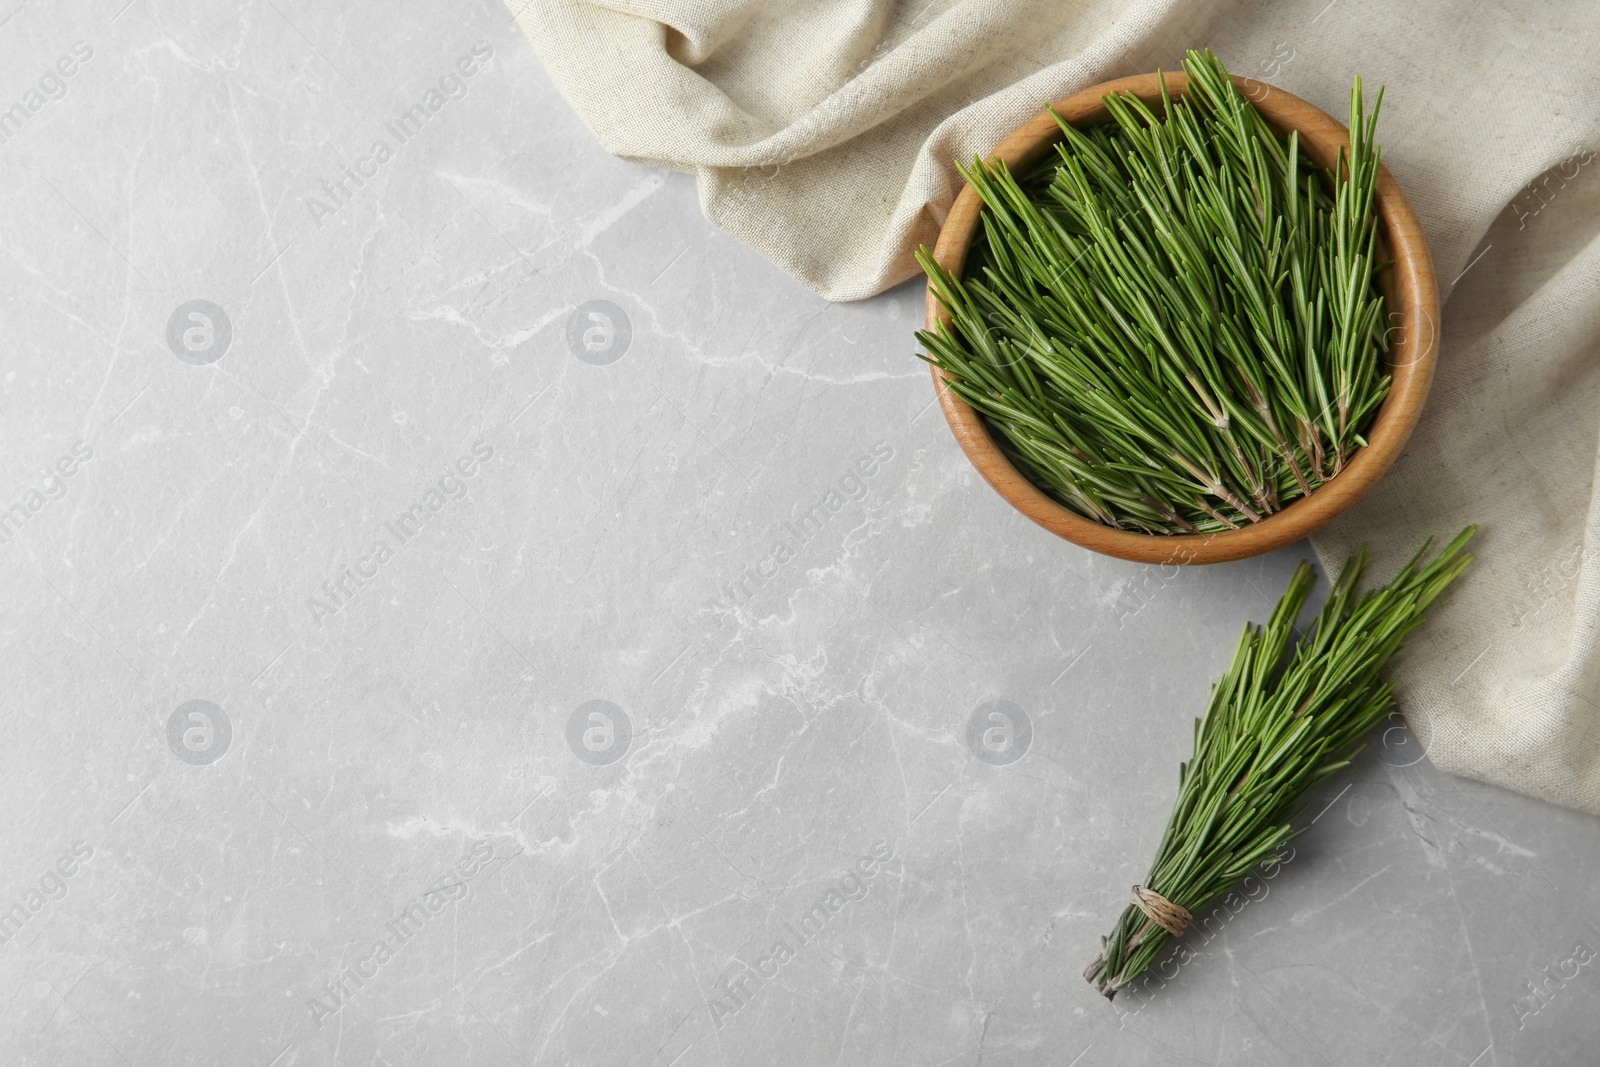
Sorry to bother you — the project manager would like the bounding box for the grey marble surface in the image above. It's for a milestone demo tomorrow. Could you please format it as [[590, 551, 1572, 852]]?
[[3, 2, 1600, 1065]]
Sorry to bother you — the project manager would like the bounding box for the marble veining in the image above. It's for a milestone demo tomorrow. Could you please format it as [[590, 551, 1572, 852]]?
[[2, 1, 1598, 1064]]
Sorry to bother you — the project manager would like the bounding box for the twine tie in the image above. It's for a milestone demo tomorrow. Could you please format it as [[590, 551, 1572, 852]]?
[[1129, 884, 1191, 937]]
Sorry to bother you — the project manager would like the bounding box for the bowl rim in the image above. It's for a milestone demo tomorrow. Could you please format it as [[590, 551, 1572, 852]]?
[[924, 71, 1439, 565]]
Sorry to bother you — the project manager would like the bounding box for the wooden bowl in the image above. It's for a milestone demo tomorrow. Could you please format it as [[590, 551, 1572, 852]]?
[[924, 72, 1438, 565]]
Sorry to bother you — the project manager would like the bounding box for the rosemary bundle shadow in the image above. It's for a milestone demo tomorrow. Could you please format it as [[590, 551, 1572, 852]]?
[[1084, 527, 1475, 998], [917, 50, 1389, 535]]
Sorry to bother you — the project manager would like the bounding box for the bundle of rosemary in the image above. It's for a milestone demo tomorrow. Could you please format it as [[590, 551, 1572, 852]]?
[[1084, 528, 1475, 998], [917, 50, 1389, 534]]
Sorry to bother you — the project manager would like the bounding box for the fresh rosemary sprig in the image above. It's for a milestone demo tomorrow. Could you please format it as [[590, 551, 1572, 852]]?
[[1084, 527, 1476, 998], [917, 50, 1389, 534]]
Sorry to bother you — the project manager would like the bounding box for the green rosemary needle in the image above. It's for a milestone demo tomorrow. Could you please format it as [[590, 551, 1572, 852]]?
[[1084, 527, 1475, 998], [917, 50, 1389, 534]]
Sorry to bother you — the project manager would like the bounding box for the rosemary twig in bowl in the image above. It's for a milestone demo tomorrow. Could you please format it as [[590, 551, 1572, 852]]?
[[917, 50, 1390, 535]]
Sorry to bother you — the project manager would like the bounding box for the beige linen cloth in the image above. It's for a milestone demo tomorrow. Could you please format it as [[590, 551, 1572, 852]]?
[[510, 0, 1600, 814]]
